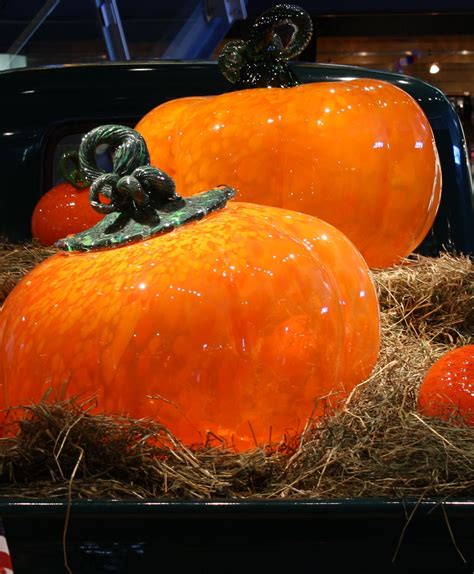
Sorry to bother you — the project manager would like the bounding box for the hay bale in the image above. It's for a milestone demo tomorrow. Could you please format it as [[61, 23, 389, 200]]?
[[0, 397, 283, 500], [0, 244, 472, 500], [374, 252, 473, 343]]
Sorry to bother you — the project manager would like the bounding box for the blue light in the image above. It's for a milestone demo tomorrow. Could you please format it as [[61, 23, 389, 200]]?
[[453, 145, 461, 165]]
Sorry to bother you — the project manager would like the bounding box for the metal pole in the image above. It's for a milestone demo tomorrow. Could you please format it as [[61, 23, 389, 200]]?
[[6, 0, 62, 57], [95, 0, 131, 61], [161, 0, 247, 60]]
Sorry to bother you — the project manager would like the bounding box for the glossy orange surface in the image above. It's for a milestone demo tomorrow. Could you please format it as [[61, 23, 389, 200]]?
[[136, 79, 442, 268], [1, 202, 380, 451], [31, 182, 103, 246], [418, 345, 474, 426]]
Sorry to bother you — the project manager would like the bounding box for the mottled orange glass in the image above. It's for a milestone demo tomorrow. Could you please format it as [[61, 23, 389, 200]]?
[[31, 182, 103, 246], [136, 79, 442, 268], [0, 202, 380, 451], [418, 345, 474, 426]]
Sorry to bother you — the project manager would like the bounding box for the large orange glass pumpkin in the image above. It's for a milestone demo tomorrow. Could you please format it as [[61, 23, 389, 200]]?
[[135, 5, 441, 269], [136, 80, 441, 269], [0, 125, 381, 451], [418, 345, 474, 426], [31, 151, 104, 246]]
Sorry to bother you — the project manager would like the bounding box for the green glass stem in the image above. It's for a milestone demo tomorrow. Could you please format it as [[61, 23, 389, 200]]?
[[58, 150, 90, 189], [56, 124, 236, 252], [218, 3, 313, 89]]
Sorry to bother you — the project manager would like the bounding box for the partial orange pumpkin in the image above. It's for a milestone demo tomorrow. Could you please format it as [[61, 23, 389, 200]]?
[[418, 345, 474, 426], [136, 79, 442, 268], [31, 181, 103, 246], [0, 201, 380, 451], [31, 150, 106, 246]]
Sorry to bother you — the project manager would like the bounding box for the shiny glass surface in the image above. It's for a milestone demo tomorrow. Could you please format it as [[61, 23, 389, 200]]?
[[418, 345, 474, 425], [136, 78, 442, 269], [31, 181, 103, 245], [0, 202, 380, 451]]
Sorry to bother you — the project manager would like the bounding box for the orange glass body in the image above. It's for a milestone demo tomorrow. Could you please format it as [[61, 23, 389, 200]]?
[[31, 182, 103, 246], [0, 202, 380, 451], [418, 345, 474, 426], [136, 79, 442, 268]]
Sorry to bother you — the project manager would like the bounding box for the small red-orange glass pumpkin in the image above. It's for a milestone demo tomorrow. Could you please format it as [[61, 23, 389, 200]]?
[[417, 345, 474, 425], [136, 78, 442, 269], [31, 181, 103, 246], [31, 151, 104, 246]]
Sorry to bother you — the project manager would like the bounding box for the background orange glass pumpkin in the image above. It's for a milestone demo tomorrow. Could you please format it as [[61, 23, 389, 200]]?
[[417, 345, 474, 426], [136, 78, 442, 269], [1, 181, 381, 450]]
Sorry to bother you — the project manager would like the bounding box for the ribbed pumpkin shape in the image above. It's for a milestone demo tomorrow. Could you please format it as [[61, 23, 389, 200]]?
[[0, 202, 380, 451], [136, 79, 442, 268], [418, 345, 474, 426]]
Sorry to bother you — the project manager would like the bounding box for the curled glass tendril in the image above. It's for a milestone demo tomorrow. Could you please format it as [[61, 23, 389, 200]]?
[[59, 150, 90, 189], [218, 3, 313, 89], [57, 124, 235, 252], [79, 124, 181, 221]]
